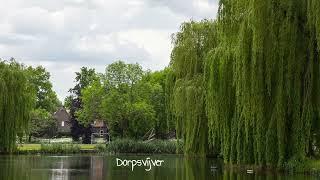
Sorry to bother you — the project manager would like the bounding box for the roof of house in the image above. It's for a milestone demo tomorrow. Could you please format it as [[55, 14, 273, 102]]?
[[54, 107, 71, 122], [91, 120, 107, 128]]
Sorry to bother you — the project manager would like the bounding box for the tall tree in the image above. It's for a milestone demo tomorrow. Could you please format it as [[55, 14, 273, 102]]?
[[26, 66, 61, 140], [101, 61, 146, 138], [143, 69, 169, 138], [26, 66, 61, 112], [169, 0, 320, 167], [76, 80, 104, 126], [167, 20, 217, 156], [206, 0, 320, 167], [0, 60, 35, 152], [66, 67, 98, 143]]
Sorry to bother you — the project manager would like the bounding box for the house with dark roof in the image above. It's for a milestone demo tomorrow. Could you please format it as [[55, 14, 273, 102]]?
[[54, 107, 72, 135]]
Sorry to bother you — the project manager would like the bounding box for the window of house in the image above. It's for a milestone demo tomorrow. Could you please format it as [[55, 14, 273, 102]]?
[[61, 121, 65, 127], [100, 130, 104, 136]]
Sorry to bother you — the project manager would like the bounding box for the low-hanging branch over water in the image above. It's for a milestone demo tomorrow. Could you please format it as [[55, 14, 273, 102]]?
[[168, 0, 320, 166], [166, 21, 217, 156], [0, 61, 34, 153]]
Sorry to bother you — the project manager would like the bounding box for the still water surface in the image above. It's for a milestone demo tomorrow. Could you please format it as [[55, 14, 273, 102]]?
[[0, 155, 317, 180]]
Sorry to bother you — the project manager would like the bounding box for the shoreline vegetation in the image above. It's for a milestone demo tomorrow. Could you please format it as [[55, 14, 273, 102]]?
[[14, 139, 183, 155], [11, 138, 320, 175], [10, 143, 320, 175]]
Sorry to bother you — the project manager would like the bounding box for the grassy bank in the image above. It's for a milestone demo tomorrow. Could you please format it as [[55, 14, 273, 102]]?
[[17, 144, 101, 154], [15, 139, 183, 154], [285, 158, 320, 175]]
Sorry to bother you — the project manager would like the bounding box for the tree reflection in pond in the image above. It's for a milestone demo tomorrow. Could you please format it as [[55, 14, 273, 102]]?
[[0, 155, 317, 180]]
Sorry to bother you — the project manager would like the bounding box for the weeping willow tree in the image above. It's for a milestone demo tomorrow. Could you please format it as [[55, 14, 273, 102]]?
[[205, 0, 320, 167], [167, 20, 217, 156], [168, 0, 320, 166], [0, 60, 34, 153]]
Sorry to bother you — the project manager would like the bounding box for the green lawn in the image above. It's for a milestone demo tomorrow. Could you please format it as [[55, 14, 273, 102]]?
[[17, 144, 41, 151], [17, 144, 99, 151]]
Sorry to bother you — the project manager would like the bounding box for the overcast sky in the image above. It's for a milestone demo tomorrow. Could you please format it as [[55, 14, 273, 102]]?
[[0, 0, 218, 102]]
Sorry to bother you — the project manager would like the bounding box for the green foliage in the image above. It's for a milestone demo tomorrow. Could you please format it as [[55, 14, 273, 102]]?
[[28, 109, 56, 138], [127, 102, 156, 138], [168, 0, 320, 167], [77, 60, 169, 140], [25, 66, 60, 140], [76, 80, 105, 125], [183, 0, 320, 166], [26, 66, 60, 112], [101, 87, 130, 137], [101, 60, 146, 138], [0, 60, 35, 152], [141, 70, 169, 138], [66, 67, 98, 142], [40, 144, 81, 154], [94, 144, 107, 152], [69, 67, 99, 97], [167, 20, 217, 156]]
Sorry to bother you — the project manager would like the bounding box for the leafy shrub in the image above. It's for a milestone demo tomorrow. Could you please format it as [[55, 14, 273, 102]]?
[[95, 144, 107, 152], [40, 144, 80, 154]]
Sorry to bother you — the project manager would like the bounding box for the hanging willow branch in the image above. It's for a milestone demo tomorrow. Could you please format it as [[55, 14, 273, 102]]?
[[0, 60, 34, 153], [167, 20, 217, 156], [169, 0, 320, 166], [205, 0, 320, 166]]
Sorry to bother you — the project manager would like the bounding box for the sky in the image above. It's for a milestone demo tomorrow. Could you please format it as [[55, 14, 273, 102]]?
[[0, 0, 219, 102]]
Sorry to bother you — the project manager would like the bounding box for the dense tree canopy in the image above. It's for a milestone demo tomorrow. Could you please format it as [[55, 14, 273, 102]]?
[[168, 0, 320, 167], [65, 67, 98, 142], [26, 66, 61, 112], [167, 20, 217, 156], [26, 66, 61, 140], [0, 60, 34, 152], [28, 109, 56, 139], [76, 61, 169, 139]]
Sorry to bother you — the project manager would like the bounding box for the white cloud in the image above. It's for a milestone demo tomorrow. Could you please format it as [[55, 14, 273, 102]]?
[[0, 0, 218, 101], [118, 29, 173, 70]]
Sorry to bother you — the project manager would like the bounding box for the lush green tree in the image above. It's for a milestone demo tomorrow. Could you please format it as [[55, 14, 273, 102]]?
[[205, 0, 320, 166], [127, 101, 155, 139], [76, 80, 105, 126], [0, 60, 35, 152], [104, 61, 143, 89], [101, 88, 130, 137], [167, 20, 217, 156], [66, 67, 98, 142], [26, 66, 61, 140], [142, 70, 170, 138], [78, 61, 165, 140], [26, 66, 61, 112], [168, 0, 320, 167], [28, 109, 56, 141], [101, 61, 146, 138]]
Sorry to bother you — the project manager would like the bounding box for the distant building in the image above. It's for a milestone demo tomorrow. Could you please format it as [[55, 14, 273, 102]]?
[[54, 107, 72, 135], [91, 120, 109, 140]]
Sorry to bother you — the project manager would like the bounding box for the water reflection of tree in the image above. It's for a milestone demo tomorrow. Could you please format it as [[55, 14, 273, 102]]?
[[0, 156, 39, 180], [0, 155, 313, 180], [175, 157, 209, 180]]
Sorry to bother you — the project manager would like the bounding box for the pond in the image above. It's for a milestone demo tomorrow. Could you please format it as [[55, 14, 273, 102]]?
[[0, 154, 317, 180]]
